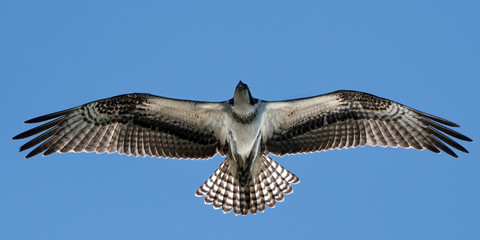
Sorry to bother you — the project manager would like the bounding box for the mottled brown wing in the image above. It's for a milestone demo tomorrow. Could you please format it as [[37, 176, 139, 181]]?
[[263, 90, 472, 158], [13, 93, 229, 159]]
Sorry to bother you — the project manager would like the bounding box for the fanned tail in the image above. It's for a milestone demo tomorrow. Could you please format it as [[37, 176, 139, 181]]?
[[195, 155, 300, 215]]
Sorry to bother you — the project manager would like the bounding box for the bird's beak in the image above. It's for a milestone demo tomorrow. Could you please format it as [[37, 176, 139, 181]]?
[[236, 81, 249, 91]]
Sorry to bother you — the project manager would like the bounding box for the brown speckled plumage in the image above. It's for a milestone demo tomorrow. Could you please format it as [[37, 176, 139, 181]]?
[[337, 90, 392, 111]]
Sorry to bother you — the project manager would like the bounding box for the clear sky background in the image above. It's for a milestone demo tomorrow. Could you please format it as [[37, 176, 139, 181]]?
[[1, 1, 479, 240]]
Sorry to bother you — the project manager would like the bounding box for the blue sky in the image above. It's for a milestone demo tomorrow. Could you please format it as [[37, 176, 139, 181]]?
[[1, 1, 479, 239]]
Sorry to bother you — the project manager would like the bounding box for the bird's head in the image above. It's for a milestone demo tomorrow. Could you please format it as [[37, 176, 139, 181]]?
[[232, 81, 256, 106]]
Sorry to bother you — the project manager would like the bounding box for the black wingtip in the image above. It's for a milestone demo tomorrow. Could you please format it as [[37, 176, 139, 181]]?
[[453, 132, 472, 142], [19, 146, 27, 152], [25, 116, 53, 124], [13, 118, 62, 141], [13, 131, 32, 140], [25, 117, 44, 124], [413, 109, 461, 127], [24, 108, 75, 123], [13, 132, 32, 140], [25, 150, 39, 159], [443, 148, 458, 158]]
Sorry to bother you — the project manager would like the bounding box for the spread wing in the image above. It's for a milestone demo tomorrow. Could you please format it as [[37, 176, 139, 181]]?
[[13, 93, 229, 159], [263, 90, 472, 158]]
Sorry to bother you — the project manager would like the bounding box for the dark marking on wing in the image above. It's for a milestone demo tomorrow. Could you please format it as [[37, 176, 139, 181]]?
[[337, 90, 392, 111], [13, 93, 221, 159], [266, 90, 471, 158]]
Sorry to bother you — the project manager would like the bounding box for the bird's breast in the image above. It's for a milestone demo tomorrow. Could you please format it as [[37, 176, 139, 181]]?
[[228, 117, 263, 164]]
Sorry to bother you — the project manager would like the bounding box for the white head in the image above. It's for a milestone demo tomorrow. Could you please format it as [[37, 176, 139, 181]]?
[[233, 81, 255, 106]]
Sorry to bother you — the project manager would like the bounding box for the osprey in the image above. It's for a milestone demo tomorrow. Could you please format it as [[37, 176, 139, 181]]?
[[13, 81, 472, 215]]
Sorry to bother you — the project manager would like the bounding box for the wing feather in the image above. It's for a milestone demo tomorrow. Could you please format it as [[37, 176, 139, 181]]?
[[123, 123, 133, 155], [13, 93, 227, 159], [107, 123, 121, 154], [370, 119, 387, 146], [19, 127, 60, 152], [36, 120, 87, 157], [364, 119, 377, 146], [139, 128, 149, 157], [13, 118, 63, 140], [85, 125, 108, 152], [58, 121, 89, 153], [357, 120, 367, 146], [264, 90, 471, 158], [93, 125, 113, 153]]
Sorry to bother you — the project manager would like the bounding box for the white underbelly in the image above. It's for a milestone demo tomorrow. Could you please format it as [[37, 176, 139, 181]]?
[[229, 120, 262, 160]]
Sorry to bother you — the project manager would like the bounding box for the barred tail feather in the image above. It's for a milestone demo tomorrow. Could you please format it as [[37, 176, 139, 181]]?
[[195, 155, 299, 215]]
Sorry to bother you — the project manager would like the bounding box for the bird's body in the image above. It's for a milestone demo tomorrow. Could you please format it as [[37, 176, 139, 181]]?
[[13, 81, 472, 215]]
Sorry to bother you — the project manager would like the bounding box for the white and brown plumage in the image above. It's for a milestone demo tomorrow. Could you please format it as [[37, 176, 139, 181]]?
[[13, 81, 472, 215]]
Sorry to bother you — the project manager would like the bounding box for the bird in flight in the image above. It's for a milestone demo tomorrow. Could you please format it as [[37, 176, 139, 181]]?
[[13, 81, 472, 215]]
